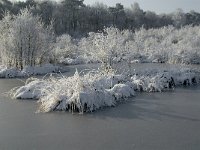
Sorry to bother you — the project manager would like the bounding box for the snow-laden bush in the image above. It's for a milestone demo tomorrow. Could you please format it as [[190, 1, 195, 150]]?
[[0, 8, 54, 70], [12, 78, 51, 99], [128, 26, 200, 64], [37, 70, 134, 113], [78, 27, 134, 68], [130, 66, 200, 92], [10, 69, 134, 113], [76, 26, 200, 65], [53, 34, 78, 63]]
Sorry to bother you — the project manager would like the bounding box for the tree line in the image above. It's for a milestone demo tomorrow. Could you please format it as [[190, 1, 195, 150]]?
[[1, 0, 200, 37]]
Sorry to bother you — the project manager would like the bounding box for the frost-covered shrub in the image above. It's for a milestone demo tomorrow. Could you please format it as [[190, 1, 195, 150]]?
[[164, 26, 200, 64], [10, 69, 135, 112], [131, 67, 199, 92], [37, 70, 133, 113], [53, 34, 78, 63], [125, 25, 200, 64], [12, 78, 51, 99], [78, 27, 134, 68], [0, 8, 54, 70], [77, 26, 200, 65]]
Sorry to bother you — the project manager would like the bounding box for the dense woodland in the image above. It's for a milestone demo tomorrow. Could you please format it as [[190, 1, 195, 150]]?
[[1, 0, 200, 36]]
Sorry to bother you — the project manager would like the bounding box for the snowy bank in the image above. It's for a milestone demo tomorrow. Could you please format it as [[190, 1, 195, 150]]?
[[10, 66, 200, 113], [131, 69, 198, 92], [58, 56, 101, 65], [59, 57, 85, 65], [0, 64, 60, 78]]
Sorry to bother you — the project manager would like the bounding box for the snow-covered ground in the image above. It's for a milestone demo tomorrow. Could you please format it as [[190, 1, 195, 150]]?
[[0, 64, 60, 78], [10, 65, 200, 113], [59, 57, 85, 65]]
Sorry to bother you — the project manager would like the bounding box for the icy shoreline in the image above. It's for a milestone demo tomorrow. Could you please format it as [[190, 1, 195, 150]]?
[[0, 64, 61, 78], [9, 65, 200, 113]]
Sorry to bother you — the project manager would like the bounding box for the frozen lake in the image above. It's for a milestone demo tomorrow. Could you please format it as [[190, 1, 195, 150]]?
[[0, 64, 200, 150]]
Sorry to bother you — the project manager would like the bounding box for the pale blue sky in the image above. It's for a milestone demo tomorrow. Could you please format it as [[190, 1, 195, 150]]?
[[83, 0, 200, 13], [12, 0, 200, 13]]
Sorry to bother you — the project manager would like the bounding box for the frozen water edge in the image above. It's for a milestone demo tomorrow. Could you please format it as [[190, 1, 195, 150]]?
[[10, 65, 200, 113], [0, 64, 61, 78]]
